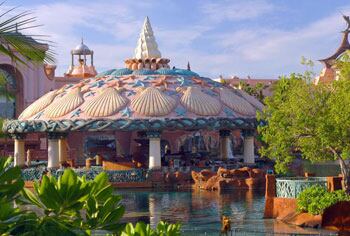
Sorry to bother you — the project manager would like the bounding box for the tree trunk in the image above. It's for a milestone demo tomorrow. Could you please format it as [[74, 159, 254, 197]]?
[[338, 157, 350, 194]]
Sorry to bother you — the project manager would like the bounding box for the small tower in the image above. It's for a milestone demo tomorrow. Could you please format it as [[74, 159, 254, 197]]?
[[65, 39, 97, 78], [125, 17, 170, 70]]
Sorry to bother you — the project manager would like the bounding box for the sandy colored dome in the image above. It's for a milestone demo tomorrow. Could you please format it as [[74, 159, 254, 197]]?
[[17, 68, 263, 122], [16, 16, 263, 124]]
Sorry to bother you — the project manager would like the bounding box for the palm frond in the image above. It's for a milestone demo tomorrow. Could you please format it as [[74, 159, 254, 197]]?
[[0, 5, 55, 65]]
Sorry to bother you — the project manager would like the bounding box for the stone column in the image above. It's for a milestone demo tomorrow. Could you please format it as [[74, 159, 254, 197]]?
[[58, 133, 68, 166], [243, 130, 255, 164], [12, 134, 26, 167], [147, 131, 161, 169], [48, 133, 60, 168], [219, 130, 232, 160]]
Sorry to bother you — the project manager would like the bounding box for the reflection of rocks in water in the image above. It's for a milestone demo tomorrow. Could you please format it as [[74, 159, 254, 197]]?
[[151, 192, 191, 224], [116, 189, 329, 235], [265, 219, 331, 235], [190, 188, 265, 225]]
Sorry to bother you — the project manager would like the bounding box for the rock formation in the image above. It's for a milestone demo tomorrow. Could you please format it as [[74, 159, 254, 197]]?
[[191, 167, 265, 191]]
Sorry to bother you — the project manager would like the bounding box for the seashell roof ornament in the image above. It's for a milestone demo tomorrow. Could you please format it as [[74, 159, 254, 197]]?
[[125, 17, 170, 71], [134, 16, 161, 59], [82, 87, 128, 117], [219, 88, 256, 116], [44, 88, 84, 118], [180, 87, 222, 116], [19, 90, 59, 120], [131, 87, 176, 116], [234, 88, 264, 111]]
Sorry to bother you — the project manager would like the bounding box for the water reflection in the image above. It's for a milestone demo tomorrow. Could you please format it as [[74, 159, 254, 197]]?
[[117, 188, 335, 235]]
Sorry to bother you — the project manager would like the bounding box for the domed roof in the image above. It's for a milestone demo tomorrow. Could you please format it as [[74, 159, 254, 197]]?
[[4, 17, 263, 134], [17, 69, 263, 123], [72, 38, 92, 55]]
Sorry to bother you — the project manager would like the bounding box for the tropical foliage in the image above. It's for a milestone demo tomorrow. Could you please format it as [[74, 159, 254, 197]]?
[[238, 81, 269, 103], [0, 117, 7, 138], [122, 221, 181, 236], [0, 157, 181, 235], [0, 3, 55, 65], [0, 156, 25, 234], [258, 61, 350, 193], [335, 50, 350, 79], [297, 186, 350, 215]]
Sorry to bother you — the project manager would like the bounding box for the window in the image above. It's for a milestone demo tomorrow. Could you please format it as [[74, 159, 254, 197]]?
[[0, 69, 16, 118]]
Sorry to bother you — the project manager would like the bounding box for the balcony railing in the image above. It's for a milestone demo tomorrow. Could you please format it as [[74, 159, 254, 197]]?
[[276, 177, 327, 198]]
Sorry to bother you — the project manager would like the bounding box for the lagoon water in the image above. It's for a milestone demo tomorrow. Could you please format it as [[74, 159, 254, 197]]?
[[117, 188, 336, 236]]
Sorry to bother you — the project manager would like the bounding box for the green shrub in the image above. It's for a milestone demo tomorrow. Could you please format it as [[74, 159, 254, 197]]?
[[0, 157, 181, 235], [297, 185, 350, 215], [121, 221, 181, 236]]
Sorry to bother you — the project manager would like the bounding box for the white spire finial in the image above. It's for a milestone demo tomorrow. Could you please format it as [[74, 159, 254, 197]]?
[[134, 16, 161, 59]]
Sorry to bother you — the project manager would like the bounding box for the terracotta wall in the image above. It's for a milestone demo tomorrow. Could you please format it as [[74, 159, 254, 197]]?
[[322, 201, 350, 231], [264, 175, 343, 219], [264, 174, 350, 232]]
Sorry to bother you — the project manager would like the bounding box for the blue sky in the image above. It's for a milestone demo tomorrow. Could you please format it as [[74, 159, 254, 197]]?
[[10, 0, 350, 78]]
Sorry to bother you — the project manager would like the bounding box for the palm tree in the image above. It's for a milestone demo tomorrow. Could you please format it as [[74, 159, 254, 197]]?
[[0, 4, 55, 65], [0, 3, 55, 153]]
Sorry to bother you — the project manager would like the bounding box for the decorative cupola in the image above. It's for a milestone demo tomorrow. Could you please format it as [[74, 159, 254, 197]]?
[[65, 38, 97, 78], [125, 17, 170, 70], [315, 15, 350, 84]]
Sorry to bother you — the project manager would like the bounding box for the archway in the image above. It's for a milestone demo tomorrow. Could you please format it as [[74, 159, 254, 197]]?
[[0, 64, 24, 118]]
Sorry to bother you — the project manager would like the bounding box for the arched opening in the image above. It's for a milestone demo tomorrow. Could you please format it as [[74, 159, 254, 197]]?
[[0, 64, 24, 118]]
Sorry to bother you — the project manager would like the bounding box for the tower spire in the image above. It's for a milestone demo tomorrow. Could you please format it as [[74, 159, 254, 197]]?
[[187, 61, 191, 71], [134, 16, 161, 59]]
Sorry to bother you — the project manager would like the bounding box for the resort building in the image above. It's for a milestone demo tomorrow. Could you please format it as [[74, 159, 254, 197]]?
[[0, 37, 96, 153], [215, 76, 275, 97], [2, 17, 264, 170]]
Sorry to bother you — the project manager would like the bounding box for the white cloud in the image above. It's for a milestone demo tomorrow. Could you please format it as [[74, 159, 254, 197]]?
[[201, 0, 275, 23], [22, 1, 148, 74], [202, 8, 350, 78], [11, 1, 350, 79]]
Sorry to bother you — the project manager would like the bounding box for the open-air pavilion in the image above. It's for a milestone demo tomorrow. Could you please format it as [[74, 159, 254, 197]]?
[[3, 17, 263, 170]]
